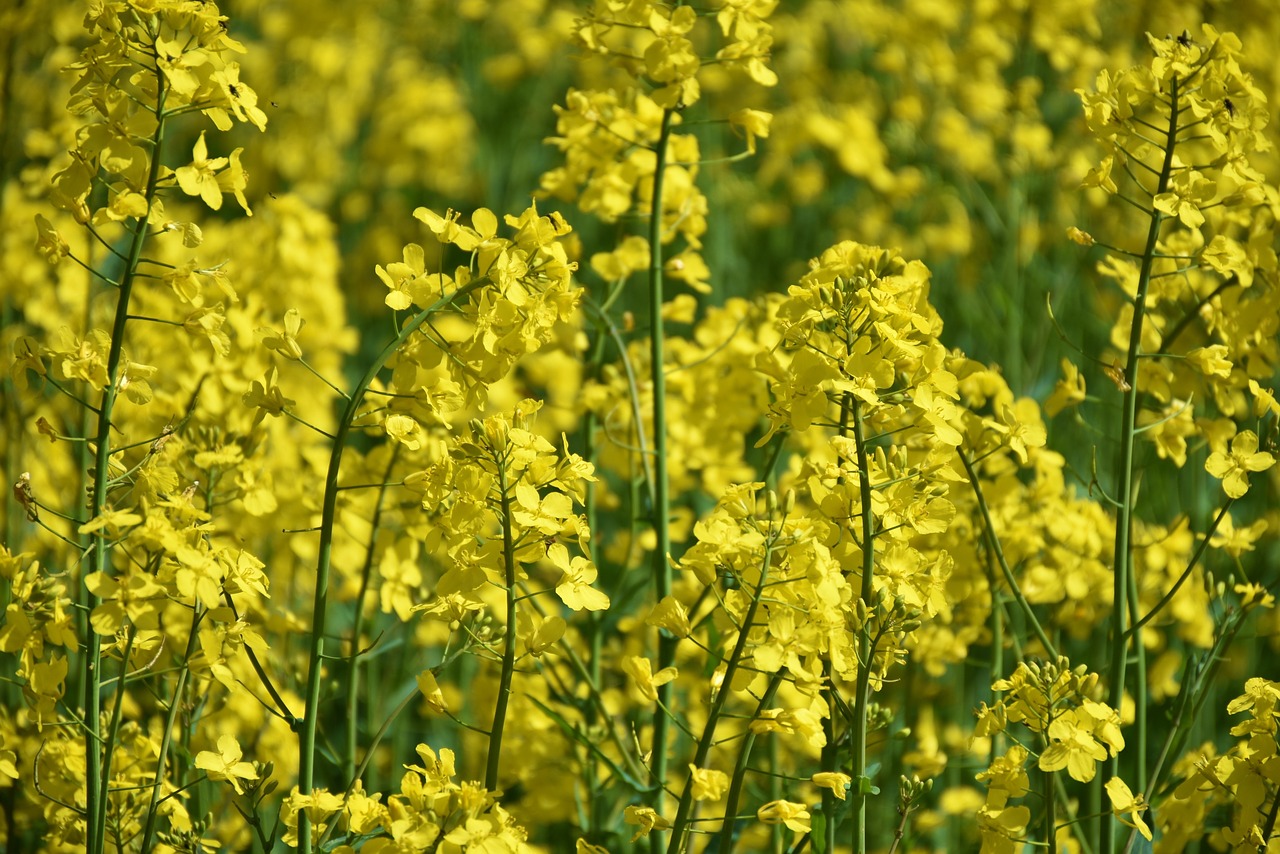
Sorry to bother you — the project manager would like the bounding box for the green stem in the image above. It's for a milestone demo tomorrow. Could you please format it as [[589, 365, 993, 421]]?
[[1104, 72, 1180, 854], [84, 64, 167, 854], [717, 672, 784, 854], [1045, 764, 1057, 854], [296, 278, 485, 854], [960, 452, 1059, 660], [139, 606, 202, 854], [849, 396, 877, 854], [486, 460, 519, 791], [344, 446, 400, 786], [649, 107, 677, 846], [666, 536, 775, 854]]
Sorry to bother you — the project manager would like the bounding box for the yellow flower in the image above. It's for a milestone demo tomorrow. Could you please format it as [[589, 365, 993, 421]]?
[[811, 771, 852, 800], [175, 132, 229, 210], [623, 805, 670, 842], [689, 765, 730, 801], [1205, 430, 1275, 498], [756, 800, 811, 833], [622, 655, 678, 702], [1104, 777, 1152, 840], [646, 596, 691, 638], [1039, 711, 1106, 782], [195, 735, 258, 795], [256, 308, 305, 360], [416, 670, 448, 714], [549, 543, 610, 611]]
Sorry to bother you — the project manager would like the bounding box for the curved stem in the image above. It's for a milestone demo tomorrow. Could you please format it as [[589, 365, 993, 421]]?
[[296, 278, 486, 854], [960, 452, 1059, 660]]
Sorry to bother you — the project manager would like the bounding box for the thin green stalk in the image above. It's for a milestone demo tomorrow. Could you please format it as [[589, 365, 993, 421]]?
[[648, 107, 677, 845], [94, 628, 136, 848], [84, 65, 168, 854], [139, 606, 202, 854], [297, 278, 486, 854], [850, 397, 876, 854], [1045, 762, 1057, 854], [344, 446, 400, 786], [1104, 73, 1181, 854], [717, 672, 783, 854], [959, 452, 1059, 660], [486, 460, 519, 791], [667, 536, 775, 854]]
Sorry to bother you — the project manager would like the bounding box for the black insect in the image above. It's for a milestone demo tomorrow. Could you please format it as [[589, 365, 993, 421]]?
[[1224, 97, 1236, 118], [1176, 30, 1192, 47]]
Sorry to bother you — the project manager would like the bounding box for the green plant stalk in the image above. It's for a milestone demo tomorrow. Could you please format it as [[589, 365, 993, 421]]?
[[139, 606, 202, 854], [960, 452, 1058, 659], [486, 460, 519, 791], [666, 537, 775, 854], [717, 672, 783, 854], [94, 628, 136, 848], [822, 658, 839, 854], [1045, 763, 1057, 854], [344, 447, 400, 786], [648, 107, 677, 846], [1104, 73, 1180, 854], [84, 70, 168, 854], [297, 278, 485, 854], [850, 397, 875, 854]]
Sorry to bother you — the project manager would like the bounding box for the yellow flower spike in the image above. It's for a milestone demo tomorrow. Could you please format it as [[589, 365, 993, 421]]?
[[194, 735, 258, 795]]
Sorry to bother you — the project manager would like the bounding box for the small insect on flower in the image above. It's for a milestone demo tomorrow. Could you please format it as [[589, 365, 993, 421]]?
[[1224, 97, 1236, 118]]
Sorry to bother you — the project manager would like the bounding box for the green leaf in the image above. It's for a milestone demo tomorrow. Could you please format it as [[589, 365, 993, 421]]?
[[810, 811, 827, 854]]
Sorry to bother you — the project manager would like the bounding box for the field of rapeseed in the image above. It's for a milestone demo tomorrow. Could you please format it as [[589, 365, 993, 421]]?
[[1, 2, 1278, 852]]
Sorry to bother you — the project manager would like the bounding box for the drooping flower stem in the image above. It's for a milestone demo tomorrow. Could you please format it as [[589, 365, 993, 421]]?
[[648, 106, 677, 841], [83, 63, 168, 854]]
